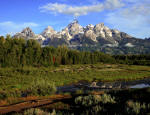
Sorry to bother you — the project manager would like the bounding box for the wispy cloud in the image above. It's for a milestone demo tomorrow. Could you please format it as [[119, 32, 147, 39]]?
[[122, 1, 150, 18], [0, 21, 39, 36], [39, 0, 124, 17], [105, 0, 150, 38]]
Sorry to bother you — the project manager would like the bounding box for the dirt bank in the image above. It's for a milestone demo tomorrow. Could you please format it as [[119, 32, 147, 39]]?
[[0, 95, 71, 114]]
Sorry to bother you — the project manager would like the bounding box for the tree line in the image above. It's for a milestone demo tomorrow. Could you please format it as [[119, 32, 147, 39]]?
[[0, 36, 115, 67], [114, 55, 150, 65], [0, 35, 150, 67]]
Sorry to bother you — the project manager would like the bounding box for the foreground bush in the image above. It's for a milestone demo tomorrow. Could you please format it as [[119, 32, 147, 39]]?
[[101, 93, 116, 104], [13, 108, 56, 115], [126, 100, 149, 114], [28, 79, 56, 96], [75, 94, 116, 107], [75, 95, 101, 107]]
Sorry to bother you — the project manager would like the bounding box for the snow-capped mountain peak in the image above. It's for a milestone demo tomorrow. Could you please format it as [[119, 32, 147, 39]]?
[[41, 26, 57, 38], [13, 20, 133, 47]]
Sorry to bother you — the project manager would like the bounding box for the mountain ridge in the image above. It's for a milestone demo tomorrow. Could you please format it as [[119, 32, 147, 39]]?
[[13, 20, 150, 54]]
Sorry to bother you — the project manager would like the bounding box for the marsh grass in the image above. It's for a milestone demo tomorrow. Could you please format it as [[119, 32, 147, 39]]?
[[0, 64, 150, 100]]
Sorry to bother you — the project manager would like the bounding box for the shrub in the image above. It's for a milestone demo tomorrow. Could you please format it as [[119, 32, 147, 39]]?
[[28, 79, 56, 96], [101, 93, 116, 104], [75, 95, 101, 107], [0, 91, 7, 100], [126, 100, 147, 114], [75, 94, 115, 107], [23, 108, 56, 115]]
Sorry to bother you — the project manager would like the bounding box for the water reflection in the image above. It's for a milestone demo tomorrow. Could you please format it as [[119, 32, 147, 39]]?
[[130, 84, 150, 88]]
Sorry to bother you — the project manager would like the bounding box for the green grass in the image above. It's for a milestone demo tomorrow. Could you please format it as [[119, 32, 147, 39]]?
[[0, 64, 150, 99]]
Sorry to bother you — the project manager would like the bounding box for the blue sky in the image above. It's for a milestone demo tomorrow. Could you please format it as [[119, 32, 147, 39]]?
[[0, 0, 150, 38]]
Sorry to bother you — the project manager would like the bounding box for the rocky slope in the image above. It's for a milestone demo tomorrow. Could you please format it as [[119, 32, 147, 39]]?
[[13, 20, 150, 54], [13, 27, 46, 44]]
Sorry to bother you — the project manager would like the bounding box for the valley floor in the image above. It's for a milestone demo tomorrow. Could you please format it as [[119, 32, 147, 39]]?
[[0, 64, 150, 107], [0, 64, 150, 88]]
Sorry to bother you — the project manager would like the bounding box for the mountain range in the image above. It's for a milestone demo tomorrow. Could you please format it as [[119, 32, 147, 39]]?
[[13, 19, 150, 54]]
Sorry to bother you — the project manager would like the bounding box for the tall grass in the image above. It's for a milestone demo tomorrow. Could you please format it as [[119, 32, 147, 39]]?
[[0, 64, 150, 99], [28, 79, 56, 96]]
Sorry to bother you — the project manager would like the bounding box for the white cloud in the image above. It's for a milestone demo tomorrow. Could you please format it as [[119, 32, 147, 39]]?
[[104, 0, 124, 9], [122, 2, 150, 18], [104, 0, 150, 38], [0, 21, 39, 36], [39, 0, 124, 17], [105, 12, 150, 38]]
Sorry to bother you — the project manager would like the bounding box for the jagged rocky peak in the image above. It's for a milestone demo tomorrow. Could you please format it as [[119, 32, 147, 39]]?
[[67, 19, 84, 36], [94, 23, 113, 38], [41, 26, 57, 38], [35, 34, 46, 41], [12, 20, 137, 48], [61, 28, 72, 41], [53, 32, 62, 39], [85, 24, 94, 30], [43, 26, 56, 33], [71, 18, 79, 24], [67, 19, 79, 28], [21, 27, 35, 37], [13, 27, 46, 42], [95, 23, 105, 28], [112, 29, 120, 34], [84, 24, 97, 42], [111, 29, 121, 38], [13, 27, 35, 39], [84, 29, 97, 42]]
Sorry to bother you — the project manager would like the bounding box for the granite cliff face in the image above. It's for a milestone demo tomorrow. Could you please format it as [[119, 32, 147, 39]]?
[[41, 26, 57, 39], [13, 20, 150, 54], [14, 27, 46, 42]]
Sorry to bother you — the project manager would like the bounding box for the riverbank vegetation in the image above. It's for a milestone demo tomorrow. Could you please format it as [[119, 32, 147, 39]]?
[[10, 88, 150, 115], [0, 64, 150, 101]]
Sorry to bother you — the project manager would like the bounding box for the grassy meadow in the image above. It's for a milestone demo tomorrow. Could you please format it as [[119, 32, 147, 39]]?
[[0, 64, 150, 99]]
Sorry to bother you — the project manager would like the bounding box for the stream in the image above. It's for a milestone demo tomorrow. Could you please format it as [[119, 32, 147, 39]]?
[[57, 78, 150, 93], [2, 78, 150, 115]]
